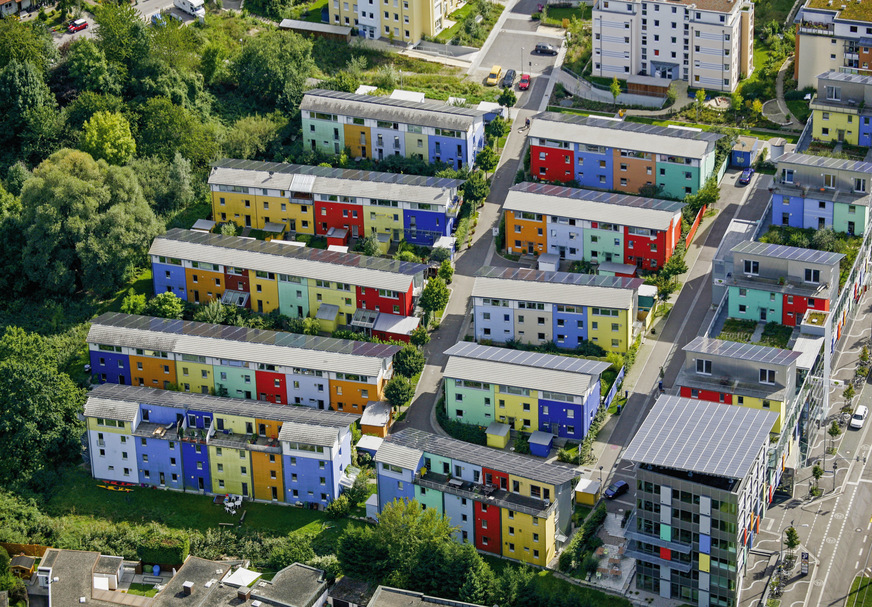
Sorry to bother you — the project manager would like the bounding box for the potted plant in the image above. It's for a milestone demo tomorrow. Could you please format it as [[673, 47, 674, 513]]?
[[179, 427, 185, 440]]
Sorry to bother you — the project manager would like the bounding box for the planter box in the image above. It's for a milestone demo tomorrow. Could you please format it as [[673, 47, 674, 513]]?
[[800, 309, 829, 336]]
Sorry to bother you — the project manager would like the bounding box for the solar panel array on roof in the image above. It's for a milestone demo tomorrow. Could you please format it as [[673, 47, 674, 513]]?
[[775, 152, 872, 174], [90, 312, 401, 358], [475, 266, 644, 290], [682, 336, 801, 366], [444, 342, 611, 376], [212, 159, 464, 190], [731, 240, 844, 266], [303, 89, 486, 117], [623, 395, 778, 480], [532, 112, 723, 143], [509, 182, 686, 212], [388, 428, 579, 486], [157, 228, 427, 276]]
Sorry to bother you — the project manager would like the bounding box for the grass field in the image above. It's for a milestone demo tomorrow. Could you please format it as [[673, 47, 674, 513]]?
[[848, 576, 872, 607], [786, 99, 810, 123], [758, 323, 793, 349]]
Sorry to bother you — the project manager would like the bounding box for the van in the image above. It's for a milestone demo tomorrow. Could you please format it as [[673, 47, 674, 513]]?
[[851, 405, 868, 429], [486, 65, 502, 86]]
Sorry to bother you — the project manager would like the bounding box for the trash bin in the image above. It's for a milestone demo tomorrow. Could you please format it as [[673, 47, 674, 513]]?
[[153, 564, 160, 576]]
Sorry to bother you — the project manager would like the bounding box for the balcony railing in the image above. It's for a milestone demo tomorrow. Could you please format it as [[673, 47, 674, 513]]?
[[799, 22, 834, 36], [414, 473, 554, 518]]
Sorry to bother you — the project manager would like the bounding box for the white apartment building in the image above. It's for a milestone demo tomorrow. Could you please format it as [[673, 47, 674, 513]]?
[[591, 0, 754, 92], [793, 0, 872, 88]]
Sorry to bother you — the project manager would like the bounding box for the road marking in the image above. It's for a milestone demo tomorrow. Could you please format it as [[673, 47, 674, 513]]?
[[861, 549, 865, 557], [865, 536, 868, 544], [858, 561, 861, 569], [767, 518, 774, 531]]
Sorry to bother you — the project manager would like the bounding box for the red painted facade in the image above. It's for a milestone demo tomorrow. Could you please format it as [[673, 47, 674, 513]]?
[[372, 330, 411, 343], [474, 501, 502, 554], [315, 201, 365, 239], [255, 370, 287, 404], [622, 215, 681, 271], [224, 269, 251, 305], [483, 467, 509, 490], [530, 145, 574, 183], [782, 294, 830, 327], [355, 285, 415, 317], [678, 385, 733, 405]]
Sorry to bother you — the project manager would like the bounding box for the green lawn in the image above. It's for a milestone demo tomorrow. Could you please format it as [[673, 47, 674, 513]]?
[[99, 268, 154, 315], [786, 99, 810, 123], [448, 2, 476, 21], [626, 115, 799, 143], [126, 584, 160, 597], [542, 5, 590, 23], [718, 318, 756, 343], [848, 576, 872, 607], [757, 322, 793, 349]]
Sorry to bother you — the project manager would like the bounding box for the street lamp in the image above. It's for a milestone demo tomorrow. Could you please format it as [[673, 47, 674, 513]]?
[[599, 465, 604, 484], [833, 461, 838, 492]]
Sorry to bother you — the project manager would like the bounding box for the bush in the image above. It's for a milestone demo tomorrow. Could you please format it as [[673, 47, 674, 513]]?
[[137, 526, 190, 565], [326, 495, 351, 519]]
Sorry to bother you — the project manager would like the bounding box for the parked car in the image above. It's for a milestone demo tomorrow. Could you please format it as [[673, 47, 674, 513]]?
[[604, 480, 629, 499], [738, 167, 754, 185], [534, 42, 558, 55], [67, 18, 88, 33], [851, 405, 868, 429], [501, 69, 516, 88], [486, 65, 503, 86], [518, 74, 531, 90]]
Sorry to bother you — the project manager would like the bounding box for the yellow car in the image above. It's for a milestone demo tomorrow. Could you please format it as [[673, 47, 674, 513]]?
[[486, 65, 503, 86]]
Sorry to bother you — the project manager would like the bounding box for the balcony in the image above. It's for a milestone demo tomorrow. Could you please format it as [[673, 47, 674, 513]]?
[[726, 273, 828, 299], [624, 540, 693, 572], [798, 21, 834, 36], [414, 471, 555, 518], [624, 513, 693, 554], [210, 430, 282, 454]]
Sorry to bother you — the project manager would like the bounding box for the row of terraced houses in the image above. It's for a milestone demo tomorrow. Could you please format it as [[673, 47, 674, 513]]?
[[208, 159, 465, 246], [151, 229, 427, 340]]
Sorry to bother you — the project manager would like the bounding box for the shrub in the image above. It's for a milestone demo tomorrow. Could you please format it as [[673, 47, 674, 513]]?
[[137, 526, 190, 565], [326, 495, 351, 519]]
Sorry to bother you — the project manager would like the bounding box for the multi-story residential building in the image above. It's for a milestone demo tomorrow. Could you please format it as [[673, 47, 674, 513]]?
[[208, 159, 464, 245], [442, 342, 610, 440], [503, 182, 685, 269], [794, 0, 872, 88], [472, 266, 643, 353], [330, 0, 462, 42], [624, 395, 778, 607], [674, 337, 802, 493], [726, 241, 844, 326], [529, 113, 723, 198], [151, 228, 426, 340], [810, 71, 872, 146], [772, 153, 871, 235], [301, 90, 486, 169], [87, 312, 400, 414], [84, 384, 357, 504], [374, 428, 578, 566], [591, 0, 754, 92]]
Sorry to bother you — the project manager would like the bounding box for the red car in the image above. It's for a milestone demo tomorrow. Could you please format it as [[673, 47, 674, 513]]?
[[518, 74, 531, 90], [68, 19, 88, 33]]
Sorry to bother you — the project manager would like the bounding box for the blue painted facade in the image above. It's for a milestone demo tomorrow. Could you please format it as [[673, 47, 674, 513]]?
[[376, 456, 420, 510], [538, 399, 587, 441], [135, 436, 184, 489], [574, 144, 613, 190], [90, 349, 131, 385], [529, 435, 553, 458], [473, 303, 514, 343], [444, 493, 475, 543], [403, 208, 449, 246], [771, 194, 806, 229], [552, 308, 587, 350], [182, 442, 211, 491], [861, 116, 872, 147], [802, 199, 834, 230], [430, 135, 467, 170], [152, 262, 188, 300], [283, 454, 333, 504], [372, 125, 405, 161]]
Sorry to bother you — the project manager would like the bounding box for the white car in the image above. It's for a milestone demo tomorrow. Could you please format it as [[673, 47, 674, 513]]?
[[850, 405, 868, 429]]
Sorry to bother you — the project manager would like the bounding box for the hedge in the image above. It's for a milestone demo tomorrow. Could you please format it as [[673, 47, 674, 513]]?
[[137, 527, 190, 565]]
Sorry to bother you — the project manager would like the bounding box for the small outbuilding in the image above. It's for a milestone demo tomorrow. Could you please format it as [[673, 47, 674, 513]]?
[[315, 303, 341, 332], [361, 401, 393, 437], [537, 253, 560, 272], [365, 494, 379, 521], [575, 478, 602, 506], [192, 219, 216, 233], [355, 435, 383, 459], [528, 431, 554, 457], [597, 261, 637, 278], [10, 555, 35, 579], [278, 19, 352, 42], [486, 421, 510, 449], [326, 227, 350, 247], [731, 136, 760, 168]]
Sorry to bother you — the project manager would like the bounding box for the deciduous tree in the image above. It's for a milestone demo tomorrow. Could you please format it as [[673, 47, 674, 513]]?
[[394, 345, 425, 377], [232, 30, 314, 112], [474, 146, 498, 178], [437, 259, 454, 284], [137, 97, 218, 166], [384, 376, 415, 408], [420, 276, 449, 314], [0, 20, 57, 73], [145, 292, 185, 319], [80, 111, 136, 165], [409, 326, 430, 348], [67, 39, 119, 94]]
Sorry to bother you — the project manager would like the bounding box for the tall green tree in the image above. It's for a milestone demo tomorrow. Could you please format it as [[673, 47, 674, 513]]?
[[149, 18, 201, 74], [0, 20, 57, 73], [437, 259, 454, 284], [222, 114, 286, 160], [694, 88, 706, 120], [145, 292, 185, 319], [384, 375, 415, 408], [336, 525, 390, 582], [232, 30, 314, 112], [497, 87, 516, 108], [129, 152, 195, 214], [420, 276, 450, 314], [67, 39, 119, 94], [80, 111, 136, 165], [461, 170, 489, 206], [0, 59, 60, 166], [610, 77, 621, 106], [474, 147, 498, 178], [137, 97, 218, 166], [18, 149, 163, 297], [94, 2, 149, 68], [393, 345, 426, 377]]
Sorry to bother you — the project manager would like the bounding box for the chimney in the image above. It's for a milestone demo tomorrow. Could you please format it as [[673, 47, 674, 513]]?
[[183, 582, 194, 596], [237, 588, 251, 601]]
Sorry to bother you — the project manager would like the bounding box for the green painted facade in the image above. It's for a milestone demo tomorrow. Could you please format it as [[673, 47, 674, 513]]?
[[213, 364, 256, 400], [445, 379, 494, 426], [727, 287, 782, 323], [415, 485, 445, 513], [278, 277, 310, 318], [303, 116, 345, 156], [585, 228, 624, 264], [833, 203, 868, 235], [658, 162, 701, 198]]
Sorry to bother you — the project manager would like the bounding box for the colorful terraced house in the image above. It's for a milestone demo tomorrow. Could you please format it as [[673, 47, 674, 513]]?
[[810, 72, 872, 146], [472, 266, 644, 353], [528, 112, 723, 198], [503, 182, 685, 270], [725, 241, 843, 327], [87, 312, 400, 414], [772, 153, 871, 235], [374, 428, 579, 566], [208, 159, 464, 246], [83, 384, 358, 504], [151, 229, 426, 340], [301, 90, 487, 169], [442, 342, 610, 440], [674, 337, 803, 495]]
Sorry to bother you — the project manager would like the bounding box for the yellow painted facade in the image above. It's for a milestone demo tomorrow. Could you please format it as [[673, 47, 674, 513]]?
[[812, 109, 859, 145], [308, 283, 356, 326], [176, 359, 214, 395], [88, 417, 129, 435], [209, 445, 253, 496], [494, 389, 538, 432], [251, 451, 284, 502], [213, 413, 253, 436], [587, 309, 631, 354], [343, 124, 370, 159], [365, 204, 403, 240], [249, 270, 281, 314], [210, 192, 316, 234], [499, 509, 554, 566], [737, 396, 785, 434], [507, 474, 556, 505], [185, 267, 224, 304]]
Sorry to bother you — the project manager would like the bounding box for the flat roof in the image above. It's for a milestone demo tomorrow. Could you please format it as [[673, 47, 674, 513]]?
[[775, 152, 872, 174], [623, 395, 778, 479], [151, 228, 427, 292], [444, 342, 610, 376], [816, 71, 872, 85], [505, 183, 684, 231], [385, 428, 579, 486], [360, 401, 392, 426], [803, 0, 872, 23], [713, 219, 758, 263], [472, 267, 640, 309], [529, 431, 553, 446], [301, 89, 487, 131], [530, 112, 722, 158], [683, 336, 801, 366], [368, 587, 486, 607], [792, 334, 825, 371], [278, 18, 352, 34], [87, 384, 357, 429], [88, 313, 400, 378], [83, 396, 140, 422], [209, 159, 463, 206], [251, 563, 326, 607], [443, 356, 593, 396], [732, 136, 758, 151], [152, 557, 233, 607], [356, 435, 384, 451], [731, 240, 844, 266]]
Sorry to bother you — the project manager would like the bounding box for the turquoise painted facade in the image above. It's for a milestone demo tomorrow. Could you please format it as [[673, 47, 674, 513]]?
[[833, 203, 868, 236], [304, 114, 345, 156], [657, 161, 702, 198], [277, 276, 310, 318], [585, 227, 624, 264], [727, 287, 783, 323], [213, 364, 256, 400], [445, 379, 493, 426]]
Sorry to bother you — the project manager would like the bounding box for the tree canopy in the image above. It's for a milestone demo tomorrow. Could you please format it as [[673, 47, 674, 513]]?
[[80, 111, 137, 165], [232, 30, 314, 112]]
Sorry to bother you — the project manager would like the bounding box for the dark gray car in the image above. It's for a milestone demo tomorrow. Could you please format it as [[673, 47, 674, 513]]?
[[534, 43, 558, 55], [501, 69, 516, 88]]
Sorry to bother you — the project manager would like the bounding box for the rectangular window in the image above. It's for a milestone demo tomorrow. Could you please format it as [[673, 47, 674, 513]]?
[[696, 359, 711, 375], [759, 369, 775, 385], [743, 260, 759, 275]]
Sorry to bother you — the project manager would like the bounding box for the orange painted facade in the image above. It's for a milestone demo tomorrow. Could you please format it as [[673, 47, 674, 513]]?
[[343, 124, 370, 159], [612, 150, 655, 194], [255, 418, 283, 440], [130, 355, 177, 390], [505, 210, 547, 255], [251, 451, 284, 502], [185, 268, 225, 304], [330, 379, 379, 414], [361, 422, 390, 437]]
